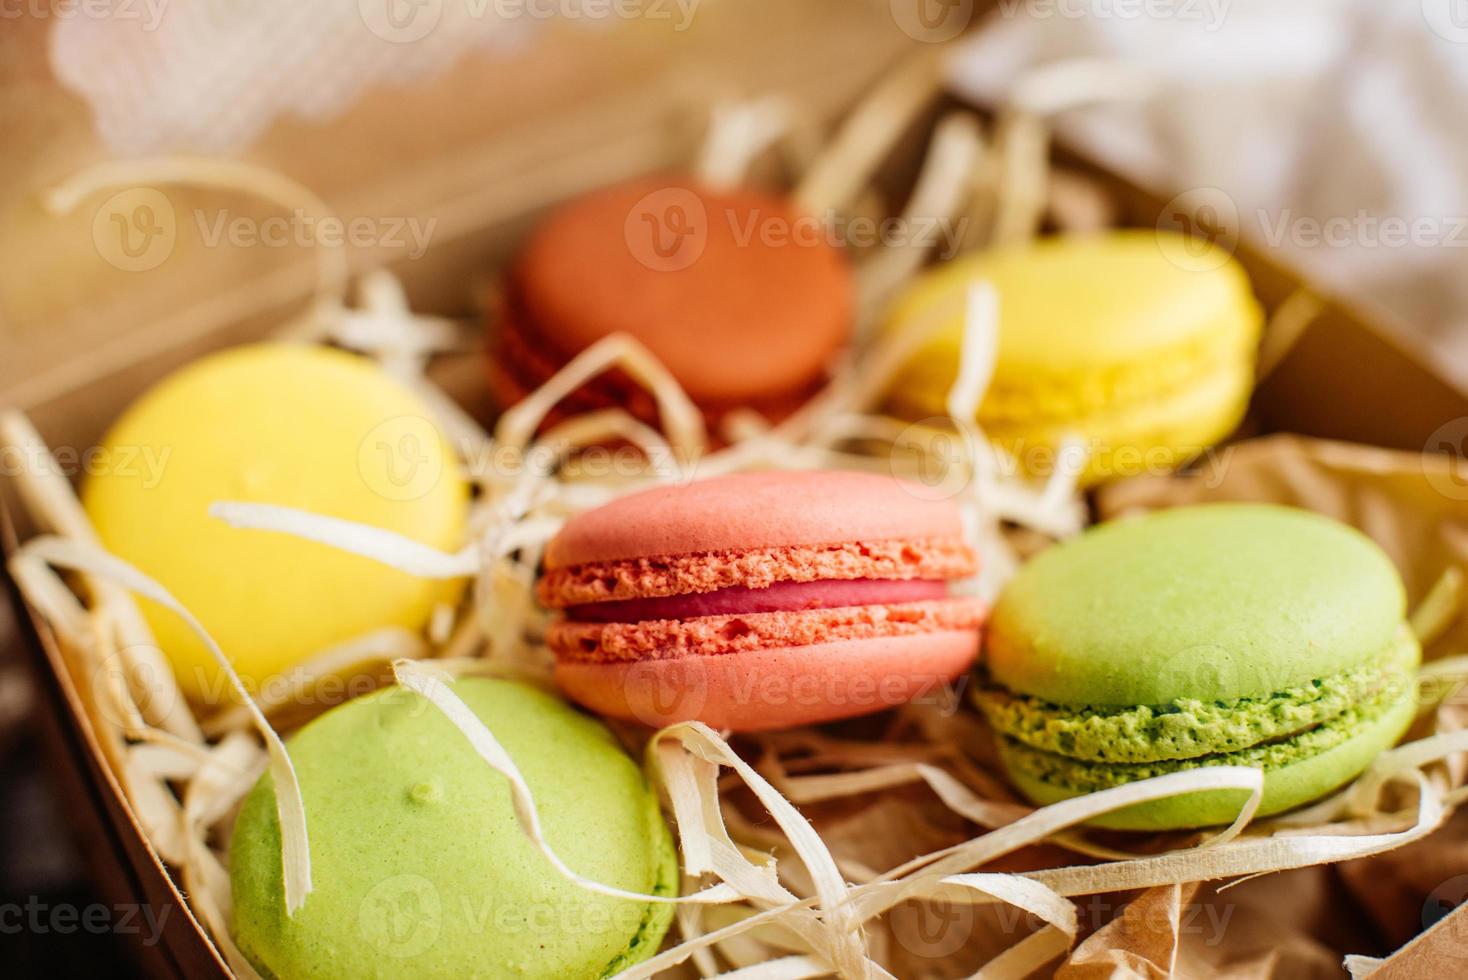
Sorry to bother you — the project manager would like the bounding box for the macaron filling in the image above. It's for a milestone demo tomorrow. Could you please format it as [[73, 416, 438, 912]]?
[[981, 630, 1420, 794], [977, 630, 1420, 764], [567, 577, 951, 623], [538, 535, 977, 607], [998, 672, 1411, 795], [551, 596, 983, 663], [542, 535, 982, 665]]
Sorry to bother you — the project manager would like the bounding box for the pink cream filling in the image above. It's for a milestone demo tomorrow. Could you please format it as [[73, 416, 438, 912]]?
[[567, 578, 951, 624]]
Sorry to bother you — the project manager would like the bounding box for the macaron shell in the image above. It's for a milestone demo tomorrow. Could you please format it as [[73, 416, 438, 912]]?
[[881, 231, 1262, 486], [1002, 687, 1417, 830], [897, 312, 1253, 428], [890, 353, 1253, 485], [511, 176, 852, 405], [556, 630, 980, 731], [229, 679, 676, 979], [545, 470, 964, 568], [490, 300, 824, 427], [986, 504, 1408, 706], [885, 230, 1260, 373], [488, 306, 661, 421], [82, 344, 469, 700]]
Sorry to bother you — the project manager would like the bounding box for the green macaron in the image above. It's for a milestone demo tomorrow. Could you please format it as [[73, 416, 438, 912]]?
[[230, 678, 677, 978], [975, 503, 1420, 830]]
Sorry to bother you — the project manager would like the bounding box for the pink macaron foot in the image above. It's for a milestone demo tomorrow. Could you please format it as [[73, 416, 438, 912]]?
[[555, 631, 981, 731]]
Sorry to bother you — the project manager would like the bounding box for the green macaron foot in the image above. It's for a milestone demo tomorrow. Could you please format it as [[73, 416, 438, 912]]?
[[1002, 687, 1418, 831], [229, 679, 677, 979], [980, 504, 1420, 830], [977, 630, 1421, 765]]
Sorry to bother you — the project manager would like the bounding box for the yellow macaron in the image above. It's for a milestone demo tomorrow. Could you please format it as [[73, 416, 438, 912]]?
[[83, 344, 469, 702], [883, 231, 1263, 485]]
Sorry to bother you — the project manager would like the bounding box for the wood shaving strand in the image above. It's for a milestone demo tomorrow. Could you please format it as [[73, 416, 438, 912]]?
[[14, 536, 315, 915], [1, 410, 198, 741], [696, 98, 795, 190], [43, 157, 349, 319], [794, 49, 946, 215], [854, 112, 984, 336]]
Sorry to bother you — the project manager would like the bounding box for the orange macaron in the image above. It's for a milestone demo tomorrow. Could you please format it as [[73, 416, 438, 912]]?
[[536, 470, 985, 731], [490, 175, 854, 426]]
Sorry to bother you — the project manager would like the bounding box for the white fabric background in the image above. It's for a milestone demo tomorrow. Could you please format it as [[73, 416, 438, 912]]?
[[950, 0, 1468, 380], [48, 2, 548, 154]]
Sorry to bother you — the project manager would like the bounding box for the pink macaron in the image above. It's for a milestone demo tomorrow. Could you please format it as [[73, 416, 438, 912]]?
[[537, 471, 985, 731]]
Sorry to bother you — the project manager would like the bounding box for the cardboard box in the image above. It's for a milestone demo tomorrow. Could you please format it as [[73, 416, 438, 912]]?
[[3, 6, 1466, 977]]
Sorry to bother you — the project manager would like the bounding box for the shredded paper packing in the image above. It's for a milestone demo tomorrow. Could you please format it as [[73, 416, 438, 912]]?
[[5, 52, 1468, 978]]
